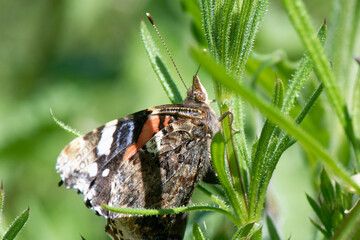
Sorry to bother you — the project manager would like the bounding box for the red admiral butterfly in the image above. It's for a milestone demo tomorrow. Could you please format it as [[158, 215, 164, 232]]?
[[56, 14, 223, 240]]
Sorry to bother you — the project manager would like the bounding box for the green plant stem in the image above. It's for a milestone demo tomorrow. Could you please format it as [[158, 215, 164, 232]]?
[[103, 204, 240, 225]]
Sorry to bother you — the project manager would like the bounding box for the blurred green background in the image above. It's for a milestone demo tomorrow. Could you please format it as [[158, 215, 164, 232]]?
[[0, 0, 334, 239]]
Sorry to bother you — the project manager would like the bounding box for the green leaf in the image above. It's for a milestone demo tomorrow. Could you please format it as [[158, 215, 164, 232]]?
[[140, 19, 182, 104], [211, 132, 244, 224], [236, 0, 271, 76], [192, 222, 206, 240], [231, 222, 255, 240], [1, 208, 30, 240], [248, 80, 285, 219], [191, 47, 360, 194], [50, 108, 81, 137], [281, 22, 327, 115], [320, 169, 335, 206], [250, 228, 262, 240], [306, 194, 322, 222], [309, 218, 330, 238], [249, 116, 276, 218], [266, 215, 281, 240], [273, 78, 284, 109]]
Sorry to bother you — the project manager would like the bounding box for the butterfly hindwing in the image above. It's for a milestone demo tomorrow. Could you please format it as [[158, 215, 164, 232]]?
[[104, 118, 212, 239]]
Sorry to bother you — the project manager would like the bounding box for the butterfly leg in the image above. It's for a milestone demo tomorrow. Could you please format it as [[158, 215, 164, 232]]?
[[218, 110, 240, 132]]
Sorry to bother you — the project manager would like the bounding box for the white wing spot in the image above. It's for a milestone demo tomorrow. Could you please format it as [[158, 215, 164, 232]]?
[[97, 123, 117, 156], [146, 131, 163, 153], [102, 168, 110, 177], [88, 162, 98, 177]]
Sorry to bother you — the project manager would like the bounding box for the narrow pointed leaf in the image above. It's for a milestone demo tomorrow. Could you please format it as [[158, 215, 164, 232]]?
[[2, 208, 30, 240], [306, 194, 322, 221], [50, 109, 81, 137], [281, 22, 327, 115], [309, 218, 330, 238], [211, 132, 244, 224], [192, 222, 206, 240], [320, 169, 335, 205], [266, 215, 281, 240], [232, 222, 255, 240]]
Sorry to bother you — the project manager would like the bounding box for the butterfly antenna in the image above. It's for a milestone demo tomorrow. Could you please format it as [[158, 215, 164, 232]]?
[[195, 65, 201, 76], [146, 13, 187, 90]]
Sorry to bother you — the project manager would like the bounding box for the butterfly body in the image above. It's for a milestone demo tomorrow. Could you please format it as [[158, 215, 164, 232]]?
[[56, 75, 220, 239]]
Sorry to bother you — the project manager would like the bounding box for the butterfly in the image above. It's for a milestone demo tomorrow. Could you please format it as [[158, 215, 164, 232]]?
[[56, 74, 222, 239]]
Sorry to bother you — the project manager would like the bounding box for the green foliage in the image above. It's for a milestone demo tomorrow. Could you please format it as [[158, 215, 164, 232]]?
[[306, 169, 354, 239], [1, 0, 360, 239], [0, 185, 30, 240], [192, 222, 206, 240]]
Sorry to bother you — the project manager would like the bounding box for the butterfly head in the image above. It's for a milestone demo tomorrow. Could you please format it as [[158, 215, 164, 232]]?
[[185, 75, 210, 105]]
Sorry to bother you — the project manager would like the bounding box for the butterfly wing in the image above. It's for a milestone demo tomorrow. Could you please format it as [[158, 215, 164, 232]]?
[[57, 107, 212, 213], [104, 118, 212, 239], [57, 109, 155, 214], [57, 106, 215, 239]]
